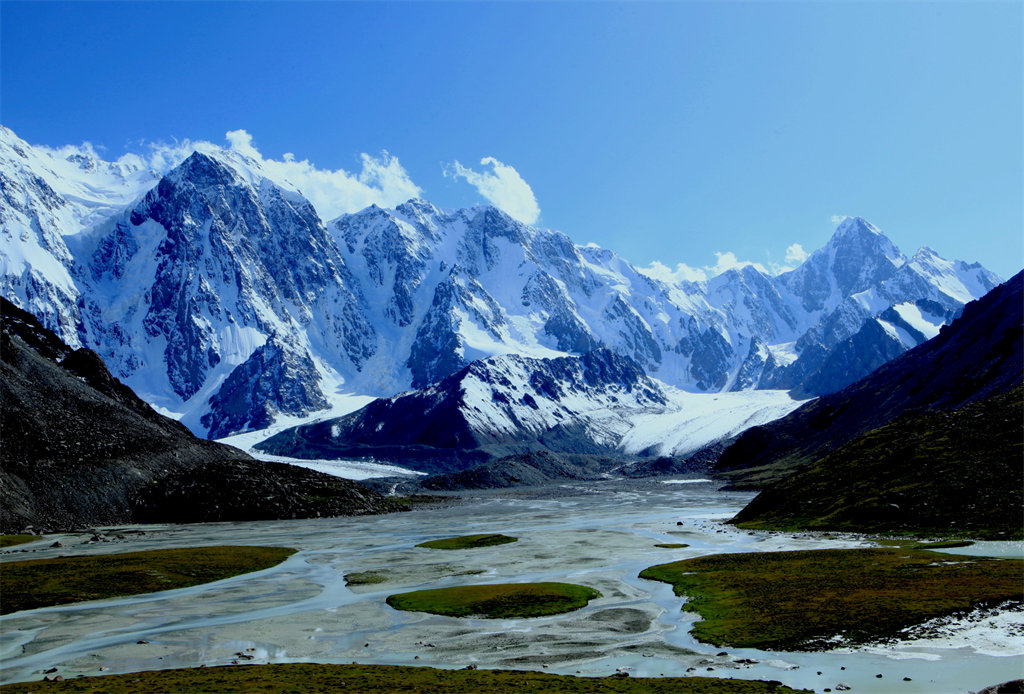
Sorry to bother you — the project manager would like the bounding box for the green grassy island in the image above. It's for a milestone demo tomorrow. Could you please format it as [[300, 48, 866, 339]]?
[[387, 582, 601, 618], [1, 546, 295, 614], [416, 533, 518, 550], [640, 547, 1024, 651]]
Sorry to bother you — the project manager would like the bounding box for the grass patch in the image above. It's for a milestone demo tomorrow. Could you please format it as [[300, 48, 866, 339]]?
[[639, 547, 1023, 651], [344, 570, 389, 586], [416, 534, 517, 550], [387, 582, 601, 618], [654, 543, 690, 548], [0, 663, 812, 693], [875, 539, 977, 550], [0, 546, 295, 614], [0, 534, 42, 548], [911, 540, 976, 549]]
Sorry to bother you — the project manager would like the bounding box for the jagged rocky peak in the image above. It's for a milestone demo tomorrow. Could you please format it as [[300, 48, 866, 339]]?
[[394, 197, 444, 226], [167, 150, 239, 188], [76, 143, 374, 434], [826, 217, 905, 290], [778, 216, 906, 314]]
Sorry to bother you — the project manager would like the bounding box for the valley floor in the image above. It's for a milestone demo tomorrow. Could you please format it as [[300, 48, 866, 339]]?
[[0, 480, 1021, 693]]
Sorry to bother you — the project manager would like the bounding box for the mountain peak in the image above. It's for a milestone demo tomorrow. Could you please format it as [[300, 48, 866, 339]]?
[[830, 216, 883, 241], [826, 216, 904, 266], [167, 150, 241, 188], [395, 198, 439, 216], [911, 246, 942, 262]]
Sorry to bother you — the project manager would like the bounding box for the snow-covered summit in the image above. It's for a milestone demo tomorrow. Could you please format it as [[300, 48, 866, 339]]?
[[0, 126, 1004, 440]]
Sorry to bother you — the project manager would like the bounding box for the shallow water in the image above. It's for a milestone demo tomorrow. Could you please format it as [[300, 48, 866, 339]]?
[[1, 481, 1021, 692]]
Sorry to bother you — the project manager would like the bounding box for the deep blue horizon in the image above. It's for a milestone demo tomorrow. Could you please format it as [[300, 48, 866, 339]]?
[[2, 1, 1020, 279]]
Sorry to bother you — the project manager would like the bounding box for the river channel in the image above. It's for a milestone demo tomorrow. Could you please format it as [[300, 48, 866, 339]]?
[[1, 479, 1021, 692]]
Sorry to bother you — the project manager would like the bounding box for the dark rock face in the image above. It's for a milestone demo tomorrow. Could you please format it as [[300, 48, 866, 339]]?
[[522, 271, 599, 354], [685, 326, 734, 392], [202, 336, 327, 439], [794, 319, 908, 398], [407, 268, 506, 389], [137, 459, 403, 523], [717, 271, 1024, 489], [0, 297, 400, 532]]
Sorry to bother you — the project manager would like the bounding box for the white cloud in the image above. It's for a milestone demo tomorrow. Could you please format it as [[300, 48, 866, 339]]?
[[644, 245, 816, 283], [708, 251, 773, 277], [43, 130, 424, 222], [641, 253, 768, 283], [446, 156, 540, 224], [831, 214, 850, 225], [219, 130, 422, 220], [785, 242, 809, 264], [641, 260, 709, 284], [225, 129, 259, 159]]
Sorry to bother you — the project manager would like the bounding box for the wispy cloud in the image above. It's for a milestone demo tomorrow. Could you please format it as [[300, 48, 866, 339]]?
[[641, 260, 710, 284], [706, 251, 769, 277], [218, 130, 422, 220], [785, 242, 809, 264], [643, 244, 812, 283], [446, 156, 540, 224]]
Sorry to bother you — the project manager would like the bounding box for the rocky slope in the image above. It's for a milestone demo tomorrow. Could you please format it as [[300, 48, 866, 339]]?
[[0, 125, 1002, 441], [0, 297, 402, 532], [716, 271, 1023, 491]]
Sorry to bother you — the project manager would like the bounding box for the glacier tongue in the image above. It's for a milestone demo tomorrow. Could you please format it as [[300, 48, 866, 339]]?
[[0, 126, 1004, 444]]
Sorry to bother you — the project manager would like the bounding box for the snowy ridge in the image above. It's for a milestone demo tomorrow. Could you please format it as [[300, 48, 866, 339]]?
[[0, 125, 1004, 442], [257, 348, 803, 468]]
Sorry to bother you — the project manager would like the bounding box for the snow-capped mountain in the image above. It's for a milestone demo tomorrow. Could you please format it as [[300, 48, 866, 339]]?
[[0, 126, 1003, 440], [255, 348, 803, 473]]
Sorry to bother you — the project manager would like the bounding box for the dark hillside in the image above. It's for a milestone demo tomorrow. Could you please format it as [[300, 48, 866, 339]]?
[[0, 298, 401, 532], [730, 386, 1024, 538]]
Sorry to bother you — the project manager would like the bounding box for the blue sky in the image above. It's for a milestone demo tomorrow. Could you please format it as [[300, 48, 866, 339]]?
[[2, 1, 1021, 278]]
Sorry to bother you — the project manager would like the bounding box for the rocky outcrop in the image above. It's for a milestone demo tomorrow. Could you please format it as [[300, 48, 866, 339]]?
[[201, 335, 327, 439]]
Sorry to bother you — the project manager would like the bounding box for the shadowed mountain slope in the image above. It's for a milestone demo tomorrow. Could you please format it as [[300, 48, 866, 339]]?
[[730, 386, 1023, 538], [0, 298, 401, 532]]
